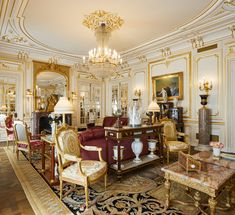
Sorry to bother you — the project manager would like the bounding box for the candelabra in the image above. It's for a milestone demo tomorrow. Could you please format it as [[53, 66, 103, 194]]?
[[199, 79, 212, 95]]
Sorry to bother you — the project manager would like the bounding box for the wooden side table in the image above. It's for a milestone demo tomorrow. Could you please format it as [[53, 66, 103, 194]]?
[[41, 135, 57, 185], [104, 124, 163, 179]]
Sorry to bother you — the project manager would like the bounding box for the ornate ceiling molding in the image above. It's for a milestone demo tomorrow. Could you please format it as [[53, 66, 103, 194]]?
[[83, 10, 124, 32], [0, 0, 234, 66]]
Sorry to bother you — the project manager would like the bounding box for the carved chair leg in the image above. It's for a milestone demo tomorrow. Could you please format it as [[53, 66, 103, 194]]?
[[167, 150, 170, 164], [60, 179, 63, 200], [13, 140, 15, 153], [84, 184, 89, 209], [188, 145, 191, 155], [16, 148, 19, 160], [104, 173, 107, 190], [29, 150, 32, 163]]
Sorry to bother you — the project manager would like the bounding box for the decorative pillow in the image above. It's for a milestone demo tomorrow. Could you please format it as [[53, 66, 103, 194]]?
[[80, 130, 94, 142], [102, 116, 117, 127], [92, 128, 105, 138]]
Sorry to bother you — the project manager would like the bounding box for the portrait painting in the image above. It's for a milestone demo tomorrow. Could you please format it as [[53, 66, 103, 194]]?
[[152, 72, 183, 100]]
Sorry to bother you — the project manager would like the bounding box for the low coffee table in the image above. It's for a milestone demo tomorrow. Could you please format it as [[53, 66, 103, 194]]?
[[162, 159, 235, 215]]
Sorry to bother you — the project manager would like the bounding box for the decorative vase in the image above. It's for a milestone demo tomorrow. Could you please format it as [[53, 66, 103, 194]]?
[[213, 147, 221, 157], [148, 140, 157, 158], [131, 138, 143, 162], [129, 99, 142, 127]]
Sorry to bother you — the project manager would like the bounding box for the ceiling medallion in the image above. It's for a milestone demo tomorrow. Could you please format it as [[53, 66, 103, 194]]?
[[83, 10, 124, 32], [80, 10, 124, 79]]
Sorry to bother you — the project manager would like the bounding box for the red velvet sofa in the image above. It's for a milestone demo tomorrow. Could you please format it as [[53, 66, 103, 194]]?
[[78, 116, 150, 164]]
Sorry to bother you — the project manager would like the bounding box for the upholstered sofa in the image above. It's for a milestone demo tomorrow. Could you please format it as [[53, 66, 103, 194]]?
[[78, 116, 150, 164]]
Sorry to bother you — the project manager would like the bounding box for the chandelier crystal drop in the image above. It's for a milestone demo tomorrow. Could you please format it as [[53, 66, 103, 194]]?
[[81, 10, 124, 78]]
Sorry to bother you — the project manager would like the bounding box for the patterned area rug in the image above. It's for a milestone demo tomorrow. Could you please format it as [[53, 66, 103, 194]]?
[[19, 149, 184, 214], [10, 148, 235, 215]]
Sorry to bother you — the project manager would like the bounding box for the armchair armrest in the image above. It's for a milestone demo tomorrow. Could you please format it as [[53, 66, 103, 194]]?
[[64, 153, 81, 162], [177, 132, 190, 144], [6, 127, 13, 132], [63, 154, 85, 176], [177, 132, 186, 136], [80, 144, 104, 162]]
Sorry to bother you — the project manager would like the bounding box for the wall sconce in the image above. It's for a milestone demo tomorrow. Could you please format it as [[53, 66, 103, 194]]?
[[26, 89, 33, 97], [199, 79, 212, 94], [71, 92, 77, 101], [134, 89, 141, 99]]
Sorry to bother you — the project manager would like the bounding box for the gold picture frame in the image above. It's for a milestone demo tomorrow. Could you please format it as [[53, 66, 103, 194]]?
[[152, 72, 183, 100]]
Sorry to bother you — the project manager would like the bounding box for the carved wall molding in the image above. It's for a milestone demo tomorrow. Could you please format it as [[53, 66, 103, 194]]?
[[191, 36, 204, 49]]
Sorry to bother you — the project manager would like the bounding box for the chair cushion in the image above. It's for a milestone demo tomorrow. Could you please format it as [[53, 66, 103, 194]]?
[[18, 143, 28, 148], [29, 139, 43, 147], [166, 141, 189, 151], [62, 160, 107, 183]]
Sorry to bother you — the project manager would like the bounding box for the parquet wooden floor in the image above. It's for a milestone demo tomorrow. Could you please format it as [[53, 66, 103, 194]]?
[[0, 143, 35, 215]]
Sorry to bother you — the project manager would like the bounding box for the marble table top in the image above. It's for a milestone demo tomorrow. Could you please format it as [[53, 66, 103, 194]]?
[[162, 161, 235, 190], [192, 151, 235, 170]]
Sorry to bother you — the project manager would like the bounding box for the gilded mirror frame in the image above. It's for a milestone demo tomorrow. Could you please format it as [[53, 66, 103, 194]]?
[[33, 61, 70, 111]]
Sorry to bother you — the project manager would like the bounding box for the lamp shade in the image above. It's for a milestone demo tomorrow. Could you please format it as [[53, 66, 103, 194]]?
[[54, 97, 74, 114], [148, 100, 160, 112]]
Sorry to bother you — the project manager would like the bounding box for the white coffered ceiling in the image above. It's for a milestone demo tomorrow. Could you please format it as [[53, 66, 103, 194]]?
[[0, 0, 232, 60]]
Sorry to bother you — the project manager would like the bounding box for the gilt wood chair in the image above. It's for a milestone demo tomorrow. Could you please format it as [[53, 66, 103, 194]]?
[[55, 125, 107, 209], [160, 118, 190, 163], [13, 120, 43, 163]]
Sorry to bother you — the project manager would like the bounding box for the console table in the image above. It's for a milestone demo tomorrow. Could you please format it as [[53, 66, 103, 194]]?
[[104, 124, 163, 179], [162, 153, 235, 215]]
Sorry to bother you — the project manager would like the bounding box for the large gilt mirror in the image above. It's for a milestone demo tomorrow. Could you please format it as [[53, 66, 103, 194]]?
[[33, 61, 70, 112]]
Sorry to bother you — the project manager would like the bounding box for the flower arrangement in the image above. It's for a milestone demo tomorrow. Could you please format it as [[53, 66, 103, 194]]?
[[48, 112, 61, 125], [210, 141, 224, 149]]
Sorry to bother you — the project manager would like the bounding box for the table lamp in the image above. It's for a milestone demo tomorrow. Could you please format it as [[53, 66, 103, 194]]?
[[147, 100, 160, 124], [54, 96, 74, 125]]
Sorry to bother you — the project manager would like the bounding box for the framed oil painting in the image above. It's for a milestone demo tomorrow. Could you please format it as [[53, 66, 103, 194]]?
[[152, 72, 183, 100]]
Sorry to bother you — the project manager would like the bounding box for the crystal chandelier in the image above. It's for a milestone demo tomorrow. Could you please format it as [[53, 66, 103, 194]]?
[[81, 10, 124, 78]]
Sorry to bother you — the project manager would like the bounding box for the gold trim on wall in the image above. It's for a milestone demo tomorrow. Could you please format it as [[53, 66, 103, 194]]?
[[33, 61, 70, 111]]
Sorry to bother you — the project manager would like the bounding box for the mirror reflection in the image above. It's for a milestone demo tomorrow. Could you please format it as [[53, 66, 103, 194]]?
[[35, 71, 67, 112], [0, 81, 16, 114]]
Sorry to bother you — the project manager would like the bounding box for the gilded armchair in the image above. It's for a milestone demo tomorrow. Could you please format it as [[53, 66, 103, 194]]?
[[55, 125, 107, 209], [14, 120, 43, 163], [160, 118, 190, 163]]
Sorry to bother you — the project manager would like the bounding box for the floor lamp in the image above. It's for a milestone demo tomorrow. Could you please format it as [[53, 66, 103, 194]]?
[[54, 97, 74, 125]]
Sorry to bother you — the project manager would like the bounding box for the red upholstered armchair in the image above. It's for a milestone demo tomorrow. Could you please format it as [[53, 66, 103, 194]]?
[[14, 121, 43, 163], [1, 114, 15, 149]]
